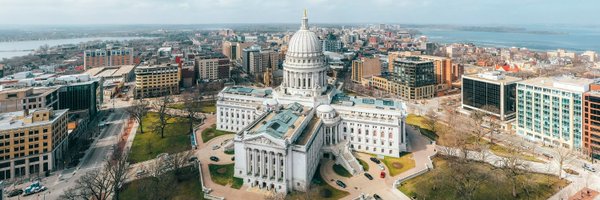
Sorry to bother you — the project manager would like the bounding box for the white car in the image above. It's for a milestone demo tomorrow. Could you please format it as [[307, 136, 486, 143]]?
[[212, 145, 220, 150], [583, 164, 596, 172], [378, 163, 385, 170]]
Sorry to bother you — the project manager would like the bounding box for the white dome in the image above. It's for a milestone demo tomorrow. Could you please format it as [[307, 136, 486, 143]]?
[[316, 104, 334, 113], [287, 30, 322, 57]]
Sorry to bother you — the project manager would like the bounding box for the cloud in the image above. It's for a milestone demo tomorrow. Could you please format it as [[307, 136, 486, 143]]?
[[0, 0, 597, 25]]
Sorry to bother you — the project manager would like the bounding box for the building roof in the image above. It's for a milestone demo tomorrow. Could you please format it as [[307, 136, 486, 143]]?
[[286, 12, 322, 58], [0, 109, 67, 131], [222, 86, 272, 97], [247, 103, 308, 140], [463, 71, 522, 84], [519, 76, 595, 93], [332, 93, 405, 111]]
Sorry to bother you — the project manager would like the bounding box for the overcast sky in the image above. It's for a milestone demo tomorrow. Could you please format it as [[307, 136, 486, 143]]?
[[0, 0, 597, 25]]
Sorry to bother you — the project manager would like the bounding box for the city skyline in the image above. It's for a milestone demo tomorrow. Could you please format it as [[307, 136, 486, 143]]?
[[0, 0, 599, 25]]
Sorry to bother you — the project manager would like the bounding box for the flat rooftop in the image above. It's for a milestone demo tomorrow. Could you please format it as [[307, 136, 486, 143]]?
[[463, 71, 522, 84], [294, 115, 321, 145], [85, 65, 135, 78], [222, 86, 272, 98], [519, 76, 595, 93], [332, 93, 405, 111], [0, 109, 67, 131], [247, 103, 309, 140]]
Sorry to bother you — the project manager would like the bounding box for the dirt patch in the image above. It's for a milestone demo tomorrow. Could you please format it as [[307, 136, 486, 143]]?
[[392, 162, 404, 169]]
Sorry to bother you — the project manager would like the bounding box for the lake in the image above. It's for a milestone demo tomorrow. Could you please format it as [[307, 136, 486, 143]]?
[[0, 37, 152, 59]]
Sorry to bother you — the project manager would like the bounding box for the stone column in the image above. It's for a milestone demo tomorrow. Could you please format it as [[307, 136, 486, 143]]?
[[268, 152, 273, 179], [275, 153, 280, 181], [246, 148, 251, 174]]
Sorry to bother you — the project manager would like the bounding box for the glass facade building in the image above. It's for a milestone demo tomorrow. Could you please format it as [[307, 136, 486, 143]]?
[[462, 73, 519, 121], [516, 77, 592, 150], [58, 80, 101, 118]]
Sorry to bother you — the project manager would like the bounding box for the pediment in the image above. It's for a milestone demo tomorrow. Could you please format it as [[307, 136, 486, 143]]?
[[244, 134, 285, 147]]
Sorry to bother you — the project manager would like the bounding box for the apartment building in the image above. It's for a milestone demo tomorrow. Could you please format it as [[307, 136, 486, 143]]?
[[390, 57, 436, 100], [583, 83, 600, 160], [351, 57, 381, 85], [0, 109, 69, 180], [84, 48, 134, 69], [134, 64, 180, 99], [0, 87, 59, 113], [516, 76, 594, 150], [196, 52, 230, 81]]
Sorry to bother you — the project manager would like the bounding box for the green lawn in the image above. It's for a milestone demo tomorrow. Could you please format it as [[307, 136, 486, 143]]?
[[289, 165, 349, 199], [357, 158, 369, 171], [489, 143, 545, 163], [119, 166, 203, 200], [398, 156, 569, 200], [332, 164, 352, 177], [129, 112, 192, 163], [224, 149, 235, 155], [168, 101, 216, 113], [405, 114, 441, 141], [208, 163, 241, 190], [201, 124, 234, 143], [381, 152, 416, 177]]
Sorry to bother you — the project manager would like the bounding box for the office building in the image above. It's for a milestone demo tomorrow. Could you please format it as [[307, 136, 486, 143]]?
[[196, 52, 230, 81], [242, 45, 261, 73], [134, 64, 180, 99], [236, 42, 254, 61], [583, 84, 600, 160], [219, 12, 408, 193], [516, 76, 594, 150], [0, 108, 69, 180], [417, 55, 459, 89], [57, 77, 102, 118], [222, 41, 237, 60], [351, 57, 381, 84], [322, 33, 343, 52], [462, 71, 521, 121], [390, 57, 436, 100], [84, 48, 134, 69]]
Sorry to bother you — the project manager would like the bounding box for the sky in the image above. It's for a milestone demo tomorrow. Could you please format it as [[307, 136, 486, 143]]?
[[0, 0, 598, 25]]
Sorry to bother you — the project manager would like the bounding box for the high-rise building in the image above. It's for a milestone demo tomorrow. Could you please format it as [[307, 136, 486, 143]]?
[[0, 87, 59, 113], [242, 45, 261, 73], [322, 33, 343, 52], [462, 71, 521, 121], [57, 77, 102, 118], [351, 57, 381, 84], [236, 42, 254, 61], [583, 86, 600, 160], [417, 55, 456, 89], [84, 48, 134, 69], [247, 49, 281, 81], [390, 57, 435, 100], [0, 108, 69, 180], [516, 76, 594, 150], [222, 41, 237, 60], [387, 51, 421, 73], [196, 52, 230, 81], [134, 64, 180, 99]]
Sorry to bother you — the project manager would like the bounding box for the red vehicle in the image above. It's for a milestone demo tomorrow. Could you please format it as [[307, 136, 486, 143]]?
[[380, 171, 386, 178]]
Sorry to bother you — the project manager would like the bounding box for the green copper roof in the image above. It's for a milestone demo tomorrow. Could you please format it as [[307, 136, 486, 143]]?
[[255, 103, 303, 139]]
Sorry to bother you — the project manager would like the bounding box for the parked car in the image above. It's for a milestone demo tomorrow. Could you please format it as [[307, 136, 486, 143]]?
[[364, 173, 373, 180], [212, 145, 221, 150], [136, 169, 147, 177], [188, 156, 198, 162], [7, 189, 23, 197], [370, 157, 381, 164], [335, 180, 347, 188], [380, 171, 386, 178], [583, 164, 596, 172], [373, 194, 382, 200], [378, 163, 385, 170], [210, 156, 220, 162], [231, 157, 235, 161], [542, 153, 554, 159]]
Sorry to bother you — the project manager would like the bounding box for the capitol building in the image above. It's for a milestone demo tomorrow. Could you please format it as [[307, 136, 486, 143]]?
[[216, 11, 408, 193]]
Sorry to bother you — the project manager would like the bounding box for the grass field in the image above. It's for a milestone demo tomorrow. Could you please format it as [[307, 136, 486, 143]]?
[[381, 152, 416, 177], [119, 166, 203, 200], [201, 124, 234, 143], [129, 112, 192, 163], [168, 101, 216, 113], [405, 114, 441, 141], [332, 164, 352, 177], [398, 156, 569, 200], [357, 158, 369, 171]]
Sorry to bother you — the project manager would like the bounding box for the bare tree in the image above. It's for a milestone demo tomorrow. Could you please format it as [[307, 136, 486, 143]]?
[[481, 105, 501, 144], [446, 159, 488, 200], [469, 109, 487, 143], [154, 95, 173, 138], [553, 147, 576, 179], [165, 150, 193, 175], [107, 148, 130, 200], [424, 108, 439, 133], [182, 93, 200, 134], [125, 100, 149, 133], [498, 142, 530, 198], [59, 169, 113, 200]]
